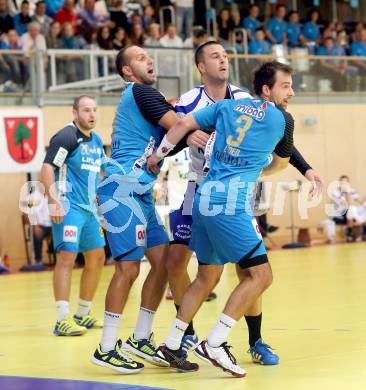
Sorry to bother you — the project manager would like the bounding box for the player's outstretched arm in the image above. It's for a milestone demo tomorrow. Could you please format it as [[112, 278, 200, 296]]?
[[146, 114, 199, 174]]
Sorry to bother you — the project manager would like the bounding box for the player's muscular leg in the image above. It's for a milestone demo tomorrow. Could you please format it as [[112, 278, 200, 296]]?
[[166, 244, 192, 304], [177, 264, 223, 324], [79, 248, 105, 301], [142, 243, 169, 311], [223, 262, 273, 320], [53, 251, 78, 301], [105, 260, 140, 314], [235, 264, 262, 316]]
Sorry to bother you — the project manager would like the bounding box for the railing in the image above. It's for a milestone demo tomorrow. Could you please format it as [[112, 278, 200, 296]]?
[[2, 48, 366, 105]]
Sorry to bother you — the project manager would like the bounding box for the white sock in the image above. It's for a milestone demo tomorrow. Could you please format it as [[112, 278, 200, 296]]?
[[165, 318, 189, 350], [75, 299, 92, 317], [134, 307, 155, 340], [56, 300, 69, 322], [207, 313, 237, 347], [100, 311, 121, 352]]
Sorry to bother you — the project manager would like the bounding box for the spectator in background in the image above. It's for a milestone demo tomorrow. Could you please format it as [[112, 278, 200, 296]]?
[[109, 0, 129, 35], [330, 175, 365, 242], [13, 0, 32, 36], [286, 10, 301, 48], [129, 23, 145, 46], [53, 0, 80, 33], [321, 21, 336, 41], [20, 21, 46, 51], [0, 29, 27, 86], [0, 0, 15, 35], [112, 26, 130, 50], [266, 4, 287, 45], [171, 0, 194, 41], [45, 21, 61, 48], [32, 0, 52, 35], [216, 8, 234, 46], [85, 27, 98, 49], [301, 9, 321, 46], [97, 25, 113, 49], [351, 28, 366, 74], [142, 4, 156, 31], [351, 21, 365, 43], [78, 0, 111, 36], [183, 27, 207, 48], [60, 21, 85, 49], [335, 29, 349, 54], [248, 28, 270, 55], [144, 22, 161, 47], [317, 36, 352, 91], [159, 23, 183, 47], [241, 4, 261, 41]]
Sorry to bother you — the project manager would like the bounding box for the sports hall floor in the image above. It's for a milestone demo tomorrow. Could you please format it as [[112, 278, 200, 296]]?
[[1, 243, 366, 390]]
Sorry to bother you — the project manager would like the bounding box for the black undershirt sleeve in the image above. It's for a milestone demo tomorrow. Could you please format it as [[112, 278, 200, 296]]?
[[43, 126, 79, 168], [289, 146, 312, 176], [133, 83, 173, 125], [274, 110, 294, 158]]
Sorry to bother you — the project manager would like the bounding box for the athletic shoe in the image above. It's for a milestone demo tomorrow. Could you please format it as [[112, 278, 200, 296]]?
[[181, 333, 199, 356], [200, 340, 246, 378], [248, 338, 279, 365], [123, 333, 169, 367], [53, 316, 87, 336], [91, 339, 144, 374], [155, 344, 199, 372], [205, 292, 217, 302], [193, 342, 211, 363], [74, 313, 103, 329]]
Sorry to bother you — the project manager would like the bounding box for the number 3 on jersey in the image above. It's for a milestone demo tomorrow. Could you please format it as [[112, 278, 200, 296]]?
[[227, 114, 253, 147]]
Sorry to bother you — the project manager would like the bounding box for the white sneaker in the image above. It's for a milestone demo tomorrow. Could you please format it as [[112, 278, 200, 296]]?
[[200, 340, 246, 378]]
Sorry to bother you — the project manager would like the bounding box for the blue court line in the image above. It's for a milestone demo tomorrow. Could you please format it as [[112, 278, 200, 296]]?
[[0, 376, 171, 390]]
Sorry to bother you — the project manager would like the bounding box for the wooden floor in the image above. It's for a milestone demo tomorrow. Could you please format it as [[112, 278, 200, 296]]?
[[1, 243, 366, 390]]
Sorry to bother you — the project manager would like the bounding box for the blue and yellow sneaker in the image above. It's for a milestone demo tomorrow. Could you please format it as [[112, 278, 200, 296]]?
[[54, 316, 87, 336], [91, 339, 144, 374], [123, 333, 169, 367], [248, 339, 279, 365], [74, 313, 103, 329]]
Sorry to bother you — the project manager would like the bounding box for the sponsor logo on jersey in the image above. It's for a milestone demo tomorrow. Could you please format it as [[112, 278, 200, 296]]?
[[234, 104, 265, 121], [136, 225, 146, 246], [63, 225, 78, 243], [53, 147, 68, 167]]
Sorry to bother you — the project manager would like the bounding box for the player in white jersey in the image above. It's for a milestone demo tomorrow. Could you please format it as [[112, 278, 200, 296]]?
[[166, 41, 323, 365]]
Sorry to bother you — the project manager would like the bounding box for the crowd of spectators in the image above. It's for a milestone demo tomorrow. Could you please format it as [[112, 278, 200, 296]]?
[[1, 0, 366, 91]]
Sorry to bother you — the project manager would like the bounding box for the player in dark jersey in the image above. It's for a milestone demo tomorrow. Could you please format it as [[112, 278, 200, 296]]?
[[40, 96, 105, 336]]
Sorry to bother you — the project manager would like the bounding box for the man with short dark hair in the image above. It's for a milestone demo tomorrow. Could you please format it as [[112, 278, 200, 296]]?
[[91, 46, 205, 374], [13, 0, 32, 36], [40, 95, 106, 336], [0, 0, 15, 35], [148, 60, 321, 376], [164, 43, 322, 368], [32, 1, 52, 35]]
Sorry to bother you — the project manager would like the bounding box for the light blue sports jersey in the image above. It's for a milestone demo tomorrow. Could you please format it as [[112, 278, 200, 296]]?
[[44, 123, 105, 212], [103, 83, 165, 189], [193, 98, 286, 212]]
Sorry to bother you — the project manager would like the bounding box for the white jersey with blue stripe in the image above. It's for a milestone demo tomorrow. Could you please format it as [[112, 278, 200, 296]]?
[[174, 84, 252, 184]]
